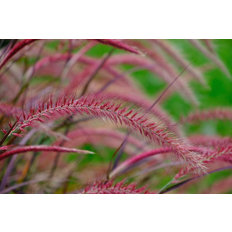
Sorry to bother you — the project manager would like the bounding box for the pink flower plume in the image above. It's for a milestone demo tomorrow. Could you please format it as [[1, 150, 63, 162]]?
[[181, 108, 232, 124], [9, 93, 204, 172], [81, 180, 154, 194]]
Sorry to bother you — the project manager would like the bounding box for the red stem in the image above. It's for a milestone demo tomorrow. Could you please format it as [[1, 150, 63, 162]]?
[[0, 145, 91, 161]]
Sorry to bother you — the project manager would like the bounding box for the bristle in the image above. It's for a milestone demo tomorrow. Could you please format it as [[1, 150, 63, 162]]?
[[80, 180, 154, 194]]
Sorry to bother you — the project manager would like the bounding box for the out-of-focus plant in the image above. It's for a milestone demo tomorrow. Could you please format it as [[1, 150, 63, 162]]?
[[0, 39, 231, 194]]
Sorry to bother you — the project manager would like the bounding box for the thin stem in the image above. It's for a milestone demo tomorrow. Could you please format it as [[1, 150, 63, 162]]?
[[80, 48, 114, 96], [145, 64, 190, 115]]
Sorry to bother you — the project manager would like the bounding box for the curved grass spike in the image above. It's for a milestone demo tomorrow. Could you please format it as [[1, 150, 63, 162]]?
[[9, 93, 204, 172]]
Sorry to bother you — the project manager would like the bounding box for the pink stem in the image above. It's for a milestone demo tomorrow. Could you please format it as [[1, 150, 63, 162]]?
[[0, 145, 92, 161]]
